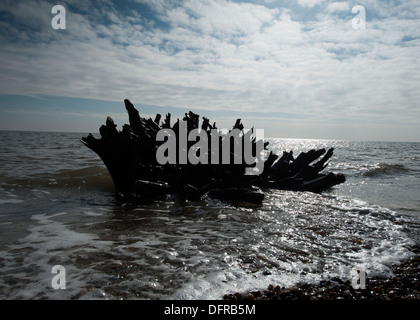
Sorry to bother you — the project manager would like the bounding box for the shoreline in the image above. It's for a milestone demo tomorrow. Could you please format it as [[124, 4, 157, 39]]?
[[223, 245, 420, 301]]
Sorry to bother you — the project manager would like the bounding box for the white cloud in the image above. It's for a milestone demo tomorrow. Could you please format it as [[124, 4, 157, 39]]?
[[0, 0, 419, 140], [326, 1, 350, 13], [297, 0, 325, 8]]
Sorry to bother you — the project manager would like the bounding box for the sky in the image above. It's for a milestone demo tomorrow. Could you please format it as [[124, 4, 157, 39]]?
[[0, 0, 419, 141]]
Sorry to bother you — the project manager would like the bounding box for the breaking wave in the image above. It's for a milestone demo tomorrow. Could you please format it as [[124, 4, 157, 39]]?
[[362, 163, 409, 177]]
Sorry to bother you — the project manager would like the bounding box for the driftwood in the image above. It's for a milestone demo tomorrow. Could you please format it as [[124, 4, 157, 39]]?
[[81, 99, 345, 205]]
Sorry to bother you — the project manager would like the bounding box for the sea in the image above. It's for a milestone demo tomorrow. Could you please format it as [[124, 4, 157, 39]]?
[[0, 130, 419, 300]]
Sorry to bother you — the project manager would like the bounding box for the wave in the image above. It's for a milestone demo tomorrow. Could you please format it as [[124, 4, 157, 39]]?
[[50, 166, 115, 192], [2, 166, 115, 192], [362, 163, 409, 177]]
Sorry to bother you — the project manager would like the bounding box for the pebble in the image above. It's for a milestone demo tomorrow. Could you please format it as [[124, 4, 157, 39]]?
[[342, 289, 351, 298], [246, 293, 255, 300], [223, 245, 420, 301]]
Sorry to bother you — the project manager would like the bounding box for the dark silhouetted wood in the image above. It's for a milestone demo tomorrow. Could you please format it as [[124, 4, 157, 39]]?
[[81, 99, 346, 205]]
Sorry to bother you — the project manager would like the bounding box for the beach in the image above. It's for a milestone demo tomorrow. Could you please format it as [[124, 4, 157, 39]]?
[[0, 131, 419, 300], [224, 245, 420, 300]]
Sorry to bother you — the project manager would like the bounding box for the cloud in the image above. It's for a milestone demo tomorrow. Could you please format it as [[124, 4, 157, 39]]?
[[326, 1, 350, 13], [297, 0, 325, 8], [0, 0, 419, 140]]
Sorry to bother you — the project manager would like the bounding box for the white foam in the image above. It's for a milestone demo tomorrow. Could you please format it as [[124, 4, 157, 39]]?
[[169, 194, 417, 299], [0, 189, 417, 300], [0, 212, 114, 299]]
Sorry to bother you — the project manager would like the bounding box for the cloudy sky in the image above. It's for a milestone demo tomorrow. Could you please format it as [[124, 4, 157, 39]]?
[[0, 0, 419, 141]]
